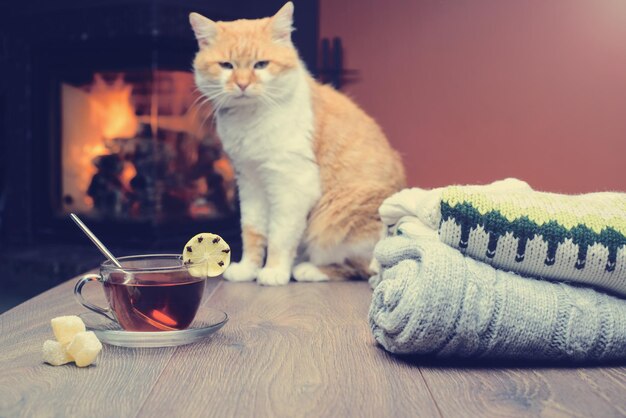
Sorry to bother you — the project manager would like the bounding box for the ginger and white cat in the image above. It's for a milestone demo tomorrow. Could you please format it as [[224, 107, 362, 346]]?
[[190, 2, 405, 285]]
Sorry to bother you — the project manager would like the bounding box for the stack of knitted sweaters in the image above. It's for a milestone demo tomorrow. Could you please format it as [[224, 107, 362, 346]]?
[[369, 179, 626, 362]]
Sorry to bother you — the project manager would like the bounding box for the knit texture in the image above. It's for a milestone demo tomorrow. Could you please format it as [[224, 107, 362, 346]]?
[[378, 179, 626, 296], [369, 235, 626, 362]]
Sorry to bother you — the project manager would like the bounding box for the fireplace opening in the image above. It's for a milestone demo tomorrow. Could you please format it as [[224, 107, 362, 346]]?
[[60, 71, 236, 223]]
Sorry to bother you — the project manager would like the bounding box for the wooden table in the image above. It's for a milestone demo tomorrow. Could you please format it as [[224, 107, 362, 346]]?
[[1, 276, 626, 417]]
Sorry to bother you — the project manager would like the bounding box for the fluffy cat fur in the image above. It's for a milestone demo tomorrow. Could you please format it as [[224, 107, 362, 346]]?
[[190, 2, 405, 285]]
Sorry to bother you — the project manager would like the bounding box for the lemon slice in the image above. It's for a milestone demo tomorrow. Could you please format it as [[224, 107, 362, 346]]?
[[182, 233, 231, 278]]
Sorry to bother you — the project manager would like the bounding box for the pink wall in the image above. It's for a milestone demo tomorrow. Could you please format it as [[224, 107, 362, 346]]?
[[319, 0, 626, 193]]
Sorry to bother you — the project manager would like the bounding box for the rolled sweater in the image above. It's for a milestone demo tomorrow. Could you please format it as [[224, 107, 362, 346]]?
[[369, 235, 626, 362], [378, 179, 626, 296]]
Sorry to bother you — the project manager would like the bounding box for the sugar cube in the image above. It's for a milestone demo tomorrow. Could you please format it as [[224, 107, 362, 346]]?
[[66, 331, 102, 367], [42, 340, 72, 366], [51, 315, 86, 344]]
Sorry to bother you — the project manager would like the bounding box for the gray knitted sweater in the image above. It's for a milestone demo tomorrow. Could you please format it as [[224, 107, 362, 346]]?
[[369, 235, 626, 362]]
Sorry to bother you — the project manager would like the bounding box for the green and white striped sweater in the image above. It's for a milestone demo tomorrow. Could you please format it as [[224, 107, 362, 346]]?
[[378, 179, 626, 296]]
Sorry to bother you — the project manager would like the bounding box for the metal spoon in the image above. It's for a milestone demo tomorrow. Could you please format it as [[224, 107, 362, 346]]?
[[70, 213, 123, 268]]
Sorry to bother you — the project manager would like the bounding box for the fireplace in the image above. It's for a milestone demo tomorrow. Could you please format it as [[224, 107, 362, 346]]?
[[0, 0, 319, 249], [60, 70, 235, 223]]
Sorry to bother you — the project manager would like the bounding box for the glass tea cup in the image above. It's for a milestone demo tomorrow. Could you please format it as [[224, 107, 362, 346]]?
[[74, 255, 208, 332]]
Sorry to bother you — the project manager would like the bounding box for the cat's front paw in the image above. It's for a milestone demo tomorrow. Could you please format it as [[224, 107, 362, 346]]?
[[223, 261, 259, 282], [257, 267, 291, 286]]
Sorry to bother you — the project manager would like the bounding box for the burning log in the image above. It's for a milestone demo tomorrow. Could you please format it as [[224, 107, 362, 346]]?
[[87, 154, 129, 217]]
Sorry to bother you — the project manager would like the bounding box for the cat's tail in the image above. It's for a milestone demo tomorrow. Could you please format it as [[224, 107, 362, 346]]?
[[318, 258, 373, 281]]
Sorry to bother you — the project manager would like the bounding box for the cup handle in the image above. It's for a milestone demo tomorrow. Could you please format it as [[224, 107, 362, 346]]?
[[74, 274, 116, 322]]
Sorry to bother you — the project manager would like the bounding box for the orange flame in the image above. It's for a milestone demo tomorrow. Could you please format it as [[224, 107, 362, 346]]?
[[62, 74, 139, 211], [61, 70, 233, 218]]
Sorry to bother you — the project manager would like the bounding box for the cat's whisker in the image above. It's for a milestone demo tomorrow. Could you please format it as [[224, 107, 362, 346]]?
[[261, 91, 284, 103], [193, 94, 226, 116], [200, 108, 217, 131], [199, 93, 229, 129], [201, 96, 222, 115], [194, 96, 215, 110], [189, 93, 222, 118], [194, 85, 225, 98], [190, 87, 215, 104], [202, 94, 228, 129], [262, 86, 284, 94], [260, 92, 281, 109], [192, 103, 214, 126], [262, 86, 284, 97], [197, 90, 225, 101], [197, 85, 223, 94], [259, 95, 280, 110], [198, 88, 220, 97], [257, 96, 271, 109], [188, 95, 212, 114]]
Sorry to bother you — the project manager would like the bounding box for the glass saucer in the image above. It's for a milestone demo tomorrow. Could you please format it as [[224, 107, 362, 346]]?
[[78, 306, 228, 348]]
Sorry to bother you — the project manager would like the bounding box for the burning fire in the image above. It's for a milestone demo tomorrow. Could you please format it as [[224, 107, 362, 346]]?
[[62, 74, 139, 211], [89, 75, 139, 141], [61, 71, 234, 218]]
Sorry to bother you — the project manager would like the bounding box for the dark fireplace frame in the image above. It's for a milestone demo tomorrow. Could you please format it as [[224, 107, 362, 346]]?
[[0, 0, 319, 248]]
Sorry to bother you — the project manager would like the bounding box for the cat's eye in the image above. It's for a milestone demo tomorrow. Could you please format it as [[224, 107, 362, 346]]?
[[254, 61, 269, 70], [219, 62, 234, 69]]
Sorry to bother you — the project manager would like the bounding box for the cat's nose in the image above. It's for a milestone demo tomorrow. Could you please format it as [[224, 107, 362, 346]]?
[[237, 82, 249, 92]]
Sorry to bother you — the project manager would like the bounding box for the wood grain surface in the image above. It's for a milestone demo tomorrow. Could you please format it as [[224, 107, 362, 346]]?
[[1, 277, 625, 418], [137, 281, 439, 418]]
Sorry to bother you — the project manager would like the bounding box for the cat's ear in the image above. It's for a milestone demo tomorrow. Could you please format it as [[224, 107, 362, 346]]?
[[271, 2, 294, 44], [189, 12, 217, 48]]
